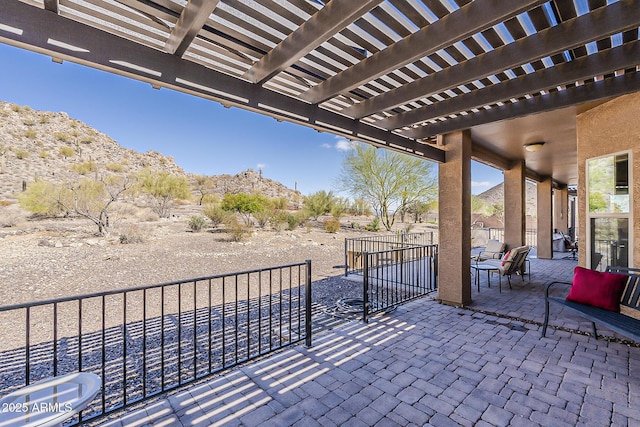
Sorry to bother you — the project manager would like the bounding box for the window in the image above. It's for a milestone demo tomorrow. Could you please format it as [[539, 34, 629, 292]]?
[[586, 152, 632, 271]]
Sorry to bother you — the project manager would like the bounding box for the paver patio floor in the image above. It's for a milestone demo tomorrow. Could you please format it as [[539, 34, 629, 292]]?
[[95, 255, 640, 426]]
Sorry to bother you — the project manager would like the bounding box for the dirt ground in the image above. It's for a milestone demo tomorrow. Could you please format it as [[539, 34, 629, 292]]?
[[0, 209, 437, 306]]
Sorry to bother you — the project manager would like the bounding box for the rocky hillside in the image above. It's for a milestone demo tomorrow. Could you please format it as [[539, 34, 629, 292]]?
[[202, 170, 302, 206], [0, 101, 300, 204], [476, 181, 537, 216]]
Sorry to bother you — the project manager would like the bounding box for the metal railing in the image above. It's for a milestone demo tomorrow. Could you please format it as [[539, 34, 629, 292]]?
[[344, 232, 434, 276], [0, 261, 312, 425], [363, 244, 438, 322], [472, 227, 537, 248]]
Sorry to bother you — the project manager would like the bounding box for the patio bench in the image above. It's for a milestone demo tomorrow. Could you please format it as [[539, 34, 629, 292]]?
[[541, 266, 640, 341]]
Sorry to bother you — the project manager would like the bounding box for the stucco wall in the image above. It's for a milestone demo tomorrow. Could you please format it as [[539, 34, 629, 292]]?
[[577, 91, 640, 268]]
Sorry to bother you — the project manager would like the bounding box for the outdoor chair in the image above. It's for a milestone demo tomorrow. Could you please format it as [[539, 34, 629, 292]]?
[[561, 232, 578, 260], [485, 245, 531, 291], [473, 239, 506, 262]]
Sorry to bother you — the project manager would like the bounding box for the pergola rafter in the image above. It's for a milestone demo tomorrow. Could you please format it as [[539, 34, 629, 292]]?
[[380, 41, 640, 131], [300, 0, 547, 105], [243, 0, 384, 84], [165, 0, 221, 57], [344, 0, 640, 120]]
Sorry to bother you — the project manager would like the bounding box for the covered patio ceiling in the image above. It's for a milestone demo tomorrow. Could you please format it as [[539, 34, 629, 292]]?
[[1, 0, 639, 187]]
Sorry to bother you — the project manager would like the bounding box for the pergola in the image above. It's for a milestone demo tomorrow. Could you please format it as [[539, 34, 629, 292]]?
[[1, 0, 640, 304]]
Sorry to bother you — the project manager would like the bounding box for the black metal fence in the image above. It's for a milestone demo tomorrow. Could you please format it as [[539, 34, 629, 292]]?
[[344, 232, 434, 276], [472, 227, 537, 248], [0, 261, 312, 425], [363, 245, 438, 322]]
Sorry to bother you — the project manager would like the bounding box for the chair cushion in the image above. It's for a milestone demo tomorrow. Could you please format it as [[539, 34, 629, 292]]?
[[485, 240, 505, 256], [566, 266, 628, 312]]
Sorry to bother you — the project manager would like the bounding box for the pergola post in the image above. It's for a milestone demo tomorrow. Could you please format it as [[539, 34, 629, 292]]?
[[504, 160, 526, 250], [437, 130, 472, 306], [537, 178, 553, 259]]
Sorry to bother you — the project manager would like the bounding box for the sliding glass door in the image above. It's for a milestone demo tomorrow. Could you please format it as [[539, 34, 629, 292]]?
[[586, 152, 632, 271]]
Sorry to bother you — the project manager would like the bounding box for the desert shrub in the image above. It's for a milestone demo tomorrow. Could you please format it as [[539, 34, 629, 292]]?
[[71, 160, 97, 175], [10, 104, 20, 112], [330, 197, 350, 218], [272, 197, 288, 210], [59, 146, 75, 158], [54, 132, 70, 142], [269, 211, 287, 232], [323, 217, 340, 233], [24, 129, 37, 139], [365, 217, 380, 232], [39, 150, 48, 159], [201, 194, 218, 205], [226, 216, 250, 242], [286, 213, 300, 230], [119, 224, 148, 244], [0, 205, 23, 228], [346, 197, 372, 216], [202, 204, 228, 228], [303, 190, 336, 220], [14, 149, 29, 159], [188, 215, 207, 232], [106, 163, 125, 172], [18, 180, 67, 216], [80, 137, 94, 144], [253, 209, 270, 229], [39, 115, 50, 124], [0, 201, 11, 207], [23, 119, 35, 127]]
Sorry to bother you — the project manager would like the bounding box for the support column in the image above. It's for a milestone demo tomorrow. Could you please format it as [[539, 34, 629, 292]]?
[[438, 130, 472, 306], [537, 178, 553, 259], [504, 160, 526, 249], [553, 187, 569, 234]]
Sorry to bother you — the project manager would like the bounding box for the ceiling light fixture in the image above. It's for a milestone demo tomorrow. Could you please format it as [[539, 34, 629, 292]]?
[[524, 141, 545, 152]]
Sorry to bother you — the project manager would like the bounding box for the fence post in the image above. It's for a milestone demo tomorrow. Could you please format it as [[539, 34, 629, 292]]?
[[363, 252, 369, 324], [344, 239, 349, 277], [305, 259, 313, 348]]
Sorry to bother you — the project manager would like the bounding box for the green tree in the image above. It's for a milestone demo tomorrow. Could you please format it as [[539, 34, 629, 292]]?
[[490, 203, 505, 225], [338, 144, 437, 231], [221, 193, 270, 225], [471, 196, 490, 226], [19, 176, 133, 235], [303, 190, 336, 220], [138, 169, 191, 218], [64, 176, 134, 234]]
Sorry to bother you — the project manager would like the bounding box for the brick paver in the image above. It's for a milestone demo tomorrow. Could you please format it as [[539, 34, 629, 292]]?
[[93, 255, 640, 426]]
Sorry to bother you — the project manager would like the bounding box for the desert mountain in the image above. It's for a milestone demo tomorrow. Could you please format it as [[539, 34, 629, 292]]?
[[0, 101, 300, 203], [476, 181, 537, 216]]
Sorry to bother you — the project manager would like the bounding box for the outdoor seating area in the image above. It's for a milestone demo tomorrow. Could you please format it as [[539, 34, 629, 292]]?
[[89, 255, 640, 426]]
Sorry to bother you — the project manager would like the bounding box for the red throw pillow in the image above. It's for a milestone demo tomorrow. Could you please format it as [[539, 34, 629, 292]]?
[[566, 266, 627, 312], [501, 250, 512, 266]]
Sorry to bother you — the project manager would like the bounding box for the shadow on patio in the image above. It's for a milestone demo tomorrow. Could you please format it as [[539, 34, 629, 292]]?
[[93, 255, 640, 426]]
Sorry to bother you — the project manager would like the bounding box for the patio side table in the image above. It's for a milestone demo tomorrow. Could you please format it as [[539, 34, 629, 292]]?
[[471, 263, 500, 292], [0, 372, 101, 427]]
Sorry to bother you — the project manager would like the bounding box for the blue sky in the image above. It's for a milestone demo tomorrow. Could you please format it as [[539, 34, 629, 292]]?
[[0, 43, 503, 195]]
